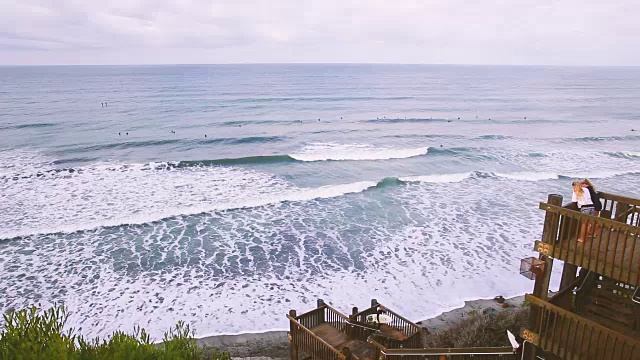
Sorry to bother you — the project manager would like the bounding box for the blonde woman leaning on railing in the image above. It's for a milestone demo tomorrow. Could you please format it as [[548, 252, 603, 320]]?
[[572, 181, 595, 242]]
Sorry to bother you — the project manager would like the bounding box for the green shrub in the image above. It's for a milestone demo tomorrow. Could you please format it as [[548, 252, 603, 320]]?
[[0, 305, 230, 360]]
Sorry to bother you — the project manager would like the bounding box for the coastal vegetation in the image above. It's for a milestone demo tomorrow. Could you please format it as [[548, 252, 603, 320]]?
[[0, 305, 230, 360], [424, 306, 528, 348]]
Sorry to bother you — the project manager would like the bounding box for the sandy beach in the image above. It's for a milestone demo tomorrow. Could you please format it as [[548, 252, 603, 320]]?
[[196, 294, 527, 359]]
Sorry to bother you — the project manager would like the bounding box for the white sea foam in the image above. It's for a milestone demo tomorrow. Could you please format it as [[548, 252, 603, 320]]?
[[0, 148, 52, 178], [620, 151, 640, 158], [7, 172, 615, 339], [0, 157, 380, 239], [493, 171, 559, 181], [561, 169, 640, 179], [4, 154, 640, 240], [3, 150, 640, 339], [400, 172, 473, 183], [290, 143, 429, 162]]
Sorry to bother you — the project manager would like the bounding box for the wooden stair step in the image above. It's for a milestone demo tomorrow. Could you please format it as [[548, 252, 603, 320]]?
[[339, 339, 375, 360], [592, 287, 637, 302], [310, 323, 349, 350], [583, 310, 631, 335], [588, 295, 636, 315], [596, 281, 636, 296], [584, 304, 634, 327]]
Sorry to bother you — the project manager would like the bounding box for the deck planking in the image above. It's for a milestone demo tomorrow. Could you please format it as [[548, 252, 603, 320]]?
[[309, 323, 375, 360]]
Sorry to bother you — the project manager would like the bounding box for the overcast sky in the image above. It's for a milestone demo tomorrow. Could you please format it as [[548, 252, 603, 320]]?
[[1, 0, 639, 66]]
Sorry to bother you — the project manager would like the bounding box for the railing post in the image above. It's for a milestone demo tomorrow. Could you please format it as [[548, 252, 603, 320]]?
[[615, 202, 631, 223], [317, 299, 325, 324], [373, 344, 381, 360], [289, 310, 298, 360], [348, 314, 355, 339], [527, 194, 562, 360], [558, 197, 579, 290], [342, 347, 353, 360], [536, 194, 561, 300], [559, 264, 578, 292]]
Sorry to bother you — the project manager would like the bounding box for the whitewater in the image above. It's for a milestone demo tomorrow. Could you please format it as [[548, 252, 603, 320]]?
[[1, 64, 640, 339]]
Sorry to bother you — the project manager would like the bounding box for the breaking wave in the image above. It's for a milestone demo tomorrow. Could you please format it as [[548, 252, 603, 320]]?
[[289, 143, 430, 162], [606, 151, 640, 159]]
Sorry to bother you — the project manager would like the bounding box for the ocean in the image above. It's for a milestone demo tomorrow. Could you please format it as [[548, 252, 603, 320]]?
[[1, 64, 640, 339]]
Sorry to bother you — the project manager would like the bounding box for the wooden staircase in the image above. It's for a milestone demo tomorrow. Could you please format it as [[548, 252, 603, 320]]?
[[288, 300, 516, 360], [579, 275, 640, 336]]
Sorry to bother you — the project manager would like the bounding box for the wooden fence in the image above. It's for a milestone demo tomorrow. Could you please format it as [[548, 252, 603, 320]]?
[[288, 302, 354, 360], [536, 201, 640, 286], [295, 302, 349, 332], [523, 294, 640, 360], [367, 337, 516, 360], [352, 300, 423, 348], [600, 192, 640, 227]]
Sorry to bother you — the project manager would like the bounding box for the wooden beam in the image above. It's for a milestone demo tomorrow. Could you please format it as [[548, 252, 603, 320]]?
[[539, 203, 640, 233], [599, 192, 640, 207], [289, 310, 298, 360], [560, 262, 578, 290], [537, 194, 562, 300], [527, 194, 562, 360]]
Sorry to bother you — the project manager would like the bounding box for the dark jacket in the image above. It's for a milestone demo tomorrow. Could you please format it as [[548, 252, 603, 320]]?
[[586, 185, 602, 211]]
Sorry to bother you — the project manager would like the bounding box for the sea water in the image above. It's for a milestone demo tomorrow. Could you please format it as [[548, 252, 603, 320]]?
[[1, 64, 640, 338]]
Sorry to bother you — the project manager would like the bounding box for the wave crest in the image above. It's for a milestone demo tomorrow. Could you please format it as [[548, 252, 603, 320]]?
[[606, 151, 640, 159], [290, 143, 430, 162]]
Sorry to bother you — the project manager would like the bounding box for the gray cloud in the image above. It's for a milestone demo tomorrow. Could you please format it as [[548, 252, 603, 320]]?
[[1, 0, 639, 65]]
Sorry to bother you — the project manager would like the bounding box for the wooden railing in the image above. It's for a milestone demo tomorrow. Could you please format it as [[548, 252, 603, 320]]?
[[288, 302, 354, 360], [288, 313, 348, 360], [296, 303, 349, 332], [600, 192, 640, 227], [352, 301, 423, 348], [548, 275, 584, 310], [368, 337, 516, 360], [523, 294, 640, 360], [536, 202, 640, 286]]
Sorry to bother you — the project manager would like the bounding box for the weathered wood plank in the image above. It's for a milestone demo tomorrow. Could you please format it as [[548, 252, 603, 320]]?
[[526, 294, 640, 360], [534, 226, 640, 286]]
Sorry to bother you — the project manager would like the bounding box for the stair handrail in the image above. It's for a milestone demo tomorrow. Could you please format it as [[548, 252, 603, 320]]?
[[345, 319, 381, 331], [286, 314, 350, 360], [633, 286, 640, 304], [572, 270, 593, 294], [368, 335, 515, 356]]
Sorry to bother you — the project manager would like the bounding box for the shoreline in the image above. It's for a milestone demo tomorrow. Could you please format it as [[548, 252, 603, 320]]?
[[416, 294, 526, 333], [196, 294, 527, 359]]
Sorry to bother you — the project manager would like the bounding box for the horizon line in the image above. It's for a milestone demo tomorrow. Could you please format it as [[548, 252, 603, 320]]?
[[1, 62, 639, 68]]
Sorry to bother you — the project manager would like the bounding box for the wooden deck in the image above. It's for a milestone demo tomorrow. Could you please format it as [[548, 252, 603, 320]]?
[[536, 229, 640, 284], [289, 300, 516, 360], [536, 202, 640, 286], [309, 323, 374, 360]]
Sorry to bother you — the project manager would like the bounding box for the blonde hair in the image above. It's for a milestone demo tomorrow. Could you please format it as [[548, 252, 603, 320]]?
[[573, 181, 584, 197], [582, 179, 595, 191]]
